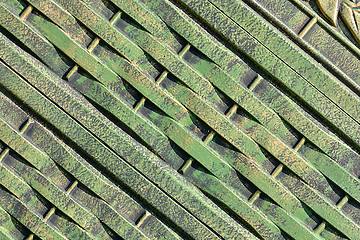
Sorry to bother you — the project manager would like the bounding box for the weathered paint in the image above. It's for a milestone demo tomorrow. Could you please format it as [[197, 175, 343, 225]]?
[[0, 0, 359, 239]]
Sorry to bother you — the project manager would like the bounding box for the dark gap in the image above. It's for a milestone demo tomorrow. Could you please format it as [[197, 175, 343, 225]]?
[[170, 0, 360, 155], [297, 142, 347, 205], [229, 104, 262, 127], [0, 40, 212, 240], [279, 117, 303, 148], [213, 87, 234, 115], [159, 75, 213, 140], [12, 103, 194, 239], [324, 177, 347, 205], [277, 168, 324, 230], [85, 0, 118, 20], [71, 183, 102, 206], [169, 0, 265, 74], [134, 211, 147, 226], [226, 0, 360, 99], [0, 92, 28, 130], [188, 113, 212, 142], [300, 202, 324, 231], [2, 153, 53, 216], [28, 9, 91, 78], [186, 159, 214, 177], [0, 140, 6, 154], [48, 208, 105, 240], [199, 188, 264, 240], [9, 217, 32, 239], [168, 140, 190, 170], [208, 134, 259, 198], [342, 197, 360, 225], [101, 222, 124, 240], [0, 25, 46, 66], [258, 146, 281, 175], [183, 45, 213, 65], [262, 76, 360, 155], [73, 18, 96, 48], [320, 224, 348, 240], [70, 66, 142, 108], [159, 72, 178, 90], [0, 184, 15, 201], [168, 26, 188, 54], [120, 79, 144, 107], [83, 94, 161, 159], [4, 150, 37, 170], [209, 133, 238, 155], [138, 100, 168, 125], [34, 5, 95, 48], [0, 206, 32, 240], [115, 11, 146, 32], [251, 0, 360, 92], [281, 230, 294, 240], [4, 0, 27, 15], [0, 187, 36, 240], [235, 171, 259, 199], [24, 122, 147, 223], [143, 53, 166, 81], [26, 187, 53, 217], [51, 161, 75, 190], [18, 118, 33, 133]]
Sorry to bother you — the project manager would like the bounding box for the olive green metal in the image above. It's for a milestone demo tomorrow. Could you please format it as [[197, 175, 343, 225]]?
[[0, 0, 359, 239]]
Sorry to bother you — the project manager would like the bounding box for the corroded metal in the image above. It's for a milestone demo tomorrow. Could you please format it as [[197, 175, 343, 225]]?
[[0, 0, 359, 239]]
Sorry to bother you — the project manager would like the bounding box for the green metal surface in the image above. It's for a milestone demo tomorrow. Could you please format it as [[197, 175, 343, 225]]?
[[0, 0, 359, 239]]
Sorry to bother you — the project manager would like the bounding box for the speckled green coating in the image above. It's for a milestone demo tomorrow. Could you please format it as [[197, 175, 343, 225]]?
[[0, 0, 359, 239]]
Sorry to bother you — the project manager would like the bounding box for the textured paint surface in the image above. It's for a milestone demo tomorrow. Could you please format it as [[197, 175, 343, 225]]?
[[0, 0, 359, 239]]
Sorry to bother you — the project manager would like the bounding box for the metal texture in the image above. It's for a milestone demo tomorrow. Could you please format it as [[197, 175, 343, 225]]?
[[0, 0, 359, 239]]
